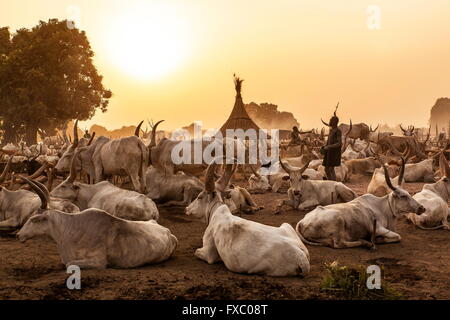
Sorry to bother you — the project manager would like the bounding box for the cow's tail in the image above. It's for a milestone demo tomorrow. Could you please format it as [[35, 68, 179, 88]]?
[[138, 141, 149, 193], [295, 220, 324, 246], [415, 224, 447, 230]]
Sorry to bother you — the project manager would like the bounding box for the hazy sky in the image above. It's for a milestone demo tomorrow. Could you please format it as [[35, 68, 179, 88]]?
[[2, 0, 450, 131]]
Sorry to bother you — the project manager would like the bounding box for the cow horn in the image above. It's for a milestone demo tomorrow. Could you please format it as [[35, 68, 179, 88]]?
[[150, 120, 164, 148], [135, 121, 144, 137], [87, 132, 96, 146], [345, 120, 353, 137], [399, 124, 407, 134], [382, 163, 397, 191], [321, 119, 330, 127], [0, 155, 13, 183], [299, 160, 310, 174], [279, 156, 296, 174], [370, 124, 379, 132], [204, 161, 217, 193], [29, 178, 51, 200], [397, 157, 406, 186], [250, 165, 261, 178], [439, 152, 450, 178], [73, 120, 79, 147], [68, 150, 80, 182], [21, 177, 48, 209]]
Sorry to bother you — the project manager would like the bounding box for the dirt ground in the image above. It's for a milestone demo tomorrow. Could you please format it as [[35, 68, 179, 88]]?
[[0, 176, 449, 300]]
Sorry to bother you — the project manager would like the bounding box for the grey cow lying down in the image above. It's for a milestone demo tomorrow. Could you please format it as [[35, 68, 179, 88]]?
[[406, 152, 450, 230], [296, 162, 425, 249], [51, 150, 159, 221], [18, 179, 177, 269], [185, 162, 310, 276]]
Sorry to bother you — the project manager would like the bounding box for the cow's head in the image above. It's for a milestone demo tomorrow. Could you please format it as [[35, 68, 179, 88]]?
[[51, 150, 82, 202], [383, 161, 425, 216], [186, 161, 224, 222], [247, 165, 271, 193], [400, 124, 415, 137], [55, 120, 79, 174], [17, 178, 52, 242], [279, 157, 310, 191]]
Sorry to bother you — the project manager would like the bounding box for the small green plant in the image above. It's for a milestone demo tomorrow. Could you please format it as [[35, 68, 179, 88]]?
[[321, 261, 402, 300]]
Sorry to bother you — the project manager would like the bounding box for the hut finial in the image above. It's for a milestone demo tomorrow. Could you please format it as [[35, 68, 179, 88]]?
[[233, 73, 244, 96]]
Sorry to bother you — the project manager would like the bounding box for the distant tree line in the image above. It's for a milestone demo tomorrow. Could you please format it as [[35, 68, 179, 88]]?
[[0, 19, 111, 145]]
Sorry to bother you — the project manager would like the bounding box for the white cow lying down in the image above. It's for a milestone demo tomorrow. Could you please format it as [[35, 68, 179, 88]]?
[[296, 164, 425, 249], [185, 162, 310, 276], [17, 180, 177, 269], [406, 153, 450, 230]]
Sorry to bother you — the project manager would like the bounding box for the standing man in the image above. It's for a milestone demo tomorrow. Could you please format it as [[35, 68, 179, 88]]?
[[321, 107, 343, 181]]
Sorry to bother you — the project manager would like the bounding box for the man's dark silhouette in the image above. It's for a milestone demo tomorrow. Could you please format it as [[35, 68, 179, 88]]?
[[322, 115, 342, 181], [289, 126, 302, 145]]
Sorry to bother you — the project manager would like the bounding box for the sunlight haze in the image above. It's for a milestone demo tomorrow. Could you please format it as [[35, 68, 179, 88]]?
[[2, 0, 450, 131]]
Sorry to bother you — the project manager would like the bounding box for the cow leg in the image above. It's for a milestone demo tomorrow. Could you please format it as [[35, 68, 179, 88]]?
[[374, 227, 402, 243], [274, 199, 296, 214], [334, 239, 374, 249], [195, 229, 220, 264], [129, 173, 143, 194], [66, 258, 107, 269], [0, 218, 20, 231], [298, 199, 320, 211]]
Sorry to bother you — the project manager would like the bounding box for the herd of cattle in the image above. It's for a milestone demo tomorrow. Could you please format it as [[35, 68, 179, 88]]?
[[0, 120, 449, 276]]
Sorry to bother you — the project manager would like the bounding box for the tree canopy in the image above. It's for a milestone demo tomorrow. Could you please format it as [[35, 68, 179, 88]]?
[[0, 19, 112, 145]]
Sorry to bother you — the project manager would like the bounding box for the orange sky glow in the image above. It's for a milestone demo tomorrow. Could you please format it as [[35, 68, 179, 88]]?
[[2, 0, 450, 132]]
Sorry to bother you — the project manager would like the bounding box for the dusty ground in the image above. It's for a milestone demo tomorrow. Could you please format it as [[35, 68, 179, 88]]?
[[0, 176, 449, 300]]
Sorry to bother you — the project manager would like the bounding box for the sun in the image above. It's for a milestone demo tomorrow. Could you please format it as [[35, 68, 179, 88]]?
[[105, 4, 189, 80]]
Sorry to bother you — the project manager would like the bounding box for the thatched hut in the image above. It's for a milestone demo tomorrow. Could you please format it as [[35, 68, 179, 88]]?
[[219, 75, 262, 138]]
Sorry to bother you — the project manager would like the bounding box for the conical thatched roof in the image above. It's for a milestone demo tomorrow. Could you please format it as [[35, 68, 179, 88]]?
[[220, 75, 261, 137]]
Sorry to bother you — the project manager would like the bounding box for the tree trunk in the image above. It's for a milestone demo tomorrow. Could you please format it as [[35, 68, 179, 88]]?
[[25, 122, 38, 145]]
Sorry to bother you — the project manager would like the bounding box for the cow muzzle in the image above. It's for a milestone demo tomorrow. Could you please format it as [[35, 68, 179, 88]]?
[[416, 205, 425, 215]]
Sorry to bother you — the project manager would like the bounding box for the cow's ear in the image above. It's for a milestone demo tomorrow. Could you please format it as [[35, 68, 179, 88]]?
[[301, 175, 310, 180], [229, 184, 235, 189], [282, 175, 290, 181], [30, 215, 47, 223]]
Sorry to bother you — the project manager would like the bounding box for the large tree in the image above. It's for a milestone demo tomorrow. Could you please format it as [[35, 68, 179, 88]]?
[[0, 19, 111, 145]]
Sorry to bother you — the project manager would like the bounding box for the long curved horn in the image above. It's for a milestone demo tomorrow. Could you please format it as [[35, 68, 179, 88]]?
[[299, 160, 310, 174], [439, 152, 450, 178], [345, 120, 353, 137], [321, 119, 330, 127], [68, 150, 81, 182], [135, 121, 144, 137], [73, 120, 79, 147], [401, 144, 410, 159], [399, 124, 407, 134], [279, 156, 292, 174], [150, 120, 164, 148], [204, 161, 217, 193], [382, 163, 397, 191], [397, 157, 406, 186], [249, 165, 261, 178], [423, 126, 431, 144], [370, 124, 379, 132], [29, 178, 50, 200], [21, 177, 48, 209], [87, 132, 96, 146], [0, 155, 13, 183]]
